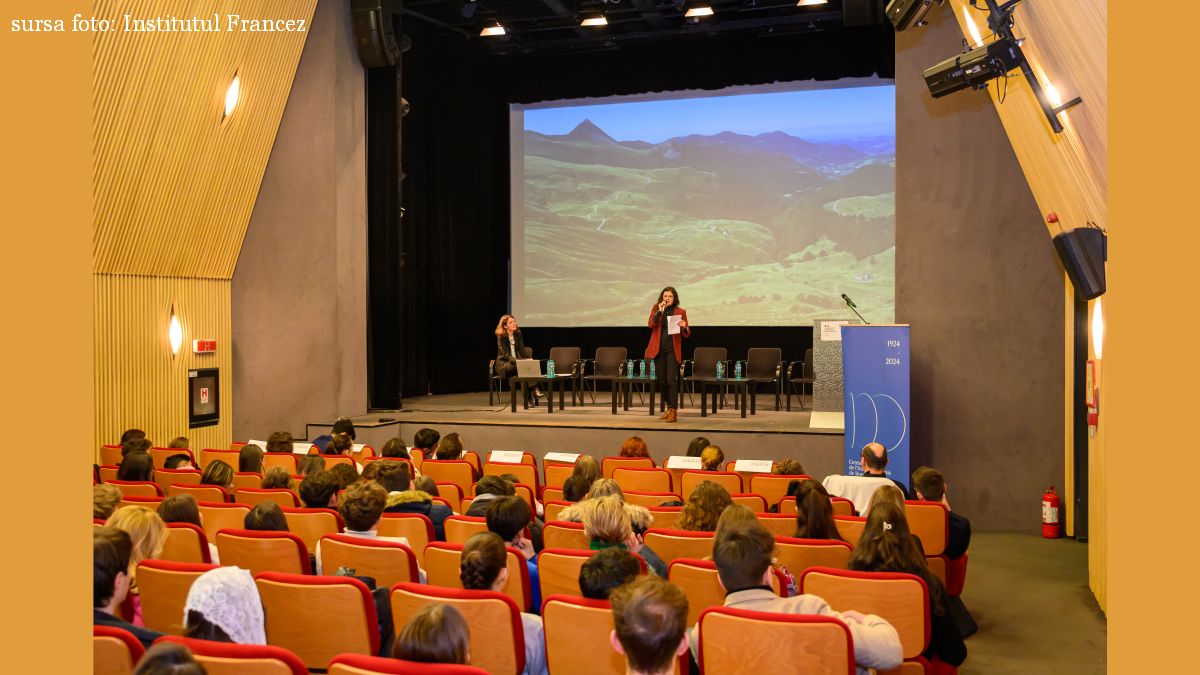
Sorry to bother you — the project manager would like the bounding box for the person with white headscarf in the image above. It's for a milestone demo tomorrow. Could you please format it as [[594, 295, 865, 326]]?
[[183, 567, 266, 644]]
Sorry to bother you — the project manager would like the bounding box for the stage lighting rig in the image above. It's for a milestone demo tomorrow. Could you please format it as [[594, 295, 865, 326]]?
[[918, 0, 1082, 134], [886, 0, 944, 31]]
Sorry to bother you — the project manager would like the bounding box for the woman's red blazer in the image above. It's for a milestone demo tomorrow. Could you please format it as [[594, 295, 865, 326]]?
[[644, 305, 690, 362]]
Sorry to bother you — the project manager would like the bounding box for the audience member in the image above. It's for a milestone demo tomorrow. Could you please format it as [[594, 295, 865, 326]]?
[[121, 437, 152, 460], [157, 494, 220, 563], [106, 507, 167, 627], [822, 443, 908, 514], [117, 451, 155, 482], [381, 437, 410, 459], [238, 444, 264, 474], [167, 437, 190, 449], [685, 436, 710, 458], [485, 495, 540, 609], [265, 431, 294, 455], [619, 436, 650, 458], [861, 443, 910, 495], [392, 603, 471, 665], [562, 476, 590, 503], [183, 566, 266, 644], [581, 496, 645, 560], [579, 547, 642, 600], [609, 576, 690, 675], [773, 458, 805, 476], [865, 484, 906, 517], [120, 428, 147, 444], [93, 484, 122, 520], [361, 461, 382, 482], [623, 503, 666, 577], [330, 462, 359, 488], [699, 445, 724, 471], [434, 432, 465, 460], [316, 481, 417, 576], [380, 463, 453, 541], [313, 417, 356, 453], [676, 481, 732, 531], [297, 455, 325, 476], [849, 502, 966, 667], [298, 471, 340, 509], [413, 475, 438, 495], [163, 454, 194, 470], [571, 455, 602, 487], [714, 505, 797, 595], [459, 532, 548, 675], [326, 434, 354, 456], [686, 520, 902, 670], [200, 460, 234, 491], [244, 502, 290, 532], [467, 475, 516, 517], [131, 642, 205, 675], [412, 428, 441, 457], [912, 466, 971, 559], [94, 528, 163, 649], [558, 478, 626, 522], [260, 466, 295, 491], [791, 479, 845, 541]]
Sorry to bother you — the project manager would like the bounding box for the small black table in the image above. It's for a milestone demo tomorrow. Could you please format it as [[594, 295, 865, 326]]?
[[685, 376, 754, 418], [610, 376, 659, 415], [510, 375, 574, 413]]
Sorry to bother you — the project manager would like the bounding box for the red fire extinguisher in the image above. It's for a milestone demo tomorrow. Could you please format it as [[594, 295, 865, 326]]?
[[1042, 486, 1061, 538]]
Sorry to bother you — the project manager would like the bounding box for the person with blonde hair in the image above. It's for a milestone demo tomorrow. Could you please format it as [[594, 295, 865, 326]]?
[[106, 506, 167, 626], [864, 484, 906, 517], [624, 502, 666, 576], [93, 483, 122, 520], [557, 478, 625, 523], [392, 603, 471, 665], [676, 481, 733, 531], [459, 532, 547, 675], [260, 466, 295, 491], [699, 445, 724, 472]]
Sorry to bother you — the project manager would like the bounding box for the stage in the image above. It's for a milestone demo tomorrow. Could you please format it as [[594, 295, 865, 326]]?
[[308, 390, 850, 480]]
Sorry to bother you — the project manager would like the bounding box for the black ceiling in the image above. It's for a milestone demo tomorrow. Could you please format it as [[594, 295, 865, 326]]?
[[399, 0, 887, 55]]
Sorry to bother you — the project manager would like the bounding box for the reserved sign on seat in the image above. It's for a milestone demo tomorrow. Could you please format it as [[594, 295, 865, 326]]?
[[544, 452, 580, 464], [490, 450, 525, 464], [733, 459, 774, 473], [665, 456, 703, 469]]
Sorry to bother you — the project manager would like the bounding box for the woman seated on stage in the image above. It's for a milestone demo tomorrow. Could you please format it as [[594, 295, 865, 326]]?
[[495, 314, 542, 400]]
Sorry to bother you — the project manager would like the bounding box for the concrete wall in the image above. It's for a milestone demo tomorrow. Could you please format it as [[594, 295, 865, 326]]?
[[895, 11, 1064, 531], [232, 0, 367, 440]]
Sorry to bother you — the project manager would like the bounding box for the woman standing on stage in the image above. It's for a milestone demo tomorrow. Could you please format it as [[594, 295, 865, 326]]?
[[645, 286, 690, 423], [495, 314, 542, 400]]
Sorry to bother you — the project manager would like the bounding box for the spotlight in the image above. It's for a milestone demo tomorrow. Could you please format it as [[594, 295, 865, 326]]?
[[480, 23, 505, 36], [923, 37, 1020, 98], [581, 15, 608, 27], [886, 0, 943, 31], [685, 6, 714, 18], [796, 0, 828, 5]]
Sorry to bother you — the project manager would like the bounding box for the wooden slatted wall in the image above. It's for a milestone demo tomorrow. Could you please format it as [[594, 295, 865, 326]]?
[[91, 0, 316, 453]]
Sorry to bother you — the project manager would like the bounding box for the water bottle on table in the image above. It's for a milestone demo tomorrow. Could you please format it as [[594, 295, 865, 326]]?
[[639, 359, 646, 378], [649, 360, 656, 379], [546, 359, 555, 377], [735, 361, 743, 379], [627, 359, 634, 378], [716, 361, 725, 379]]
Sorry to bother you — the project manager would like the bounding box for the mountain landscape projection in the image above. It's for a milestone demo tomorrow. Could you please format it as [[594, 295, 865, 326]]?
[[518, 94, 895, 327]]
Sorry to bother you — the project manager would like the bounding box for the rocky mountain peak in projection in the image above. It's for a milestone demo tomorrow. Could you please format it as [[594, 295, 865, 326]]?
[[563, 118, 617, 144]]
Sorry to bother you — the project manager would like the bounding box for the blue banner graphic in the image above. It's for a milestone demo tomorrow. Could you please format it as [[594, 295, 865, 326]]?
[[842, 325, 910, 481]]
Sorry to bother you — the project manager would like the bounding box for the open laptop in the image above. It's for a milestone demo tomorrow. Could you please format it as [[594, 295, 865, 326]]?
[[515, 359, 542, 377]]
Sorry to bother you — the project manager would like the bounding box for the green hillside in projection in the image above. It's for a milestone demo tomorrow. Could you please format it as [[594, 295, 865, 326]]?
[[523, 119, 894, 326]]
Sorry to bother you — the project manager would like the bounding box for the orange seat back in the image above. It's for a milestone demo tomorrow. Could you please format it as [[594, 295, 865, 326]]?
[[232, 472, 263, 491], [542, 596, 626, 675], [698, 608, 854, 675], [168, 483, 229, 503], [833, 516, 866, 548], [543, 520, 590, 550], [148, 447, 195, 469], [444, 515, 489, 544], [543, 462, 574, 489], [99, 465, 120, 483], [423, 542, 532, 611], [647, 507, 684, 530], [602, 456, 654, 478], [904, 501, 948, 556], [681, 471, 743, 498], [378, 513, 435, 568], [800, 567, 931, 660], [154, 469, 201, 494], [613, 467, 673, 494], [319, 534, 420, 589], [422, 460, 476, 494], [541, 487, 566, 502], [390, 583, 523, 675], [137, 560, 218, 635], [623, 490, 679, 508], [157, 636, 309, 675], [749, 474, 812, 510], [484, 461, 538, 491], [281, 508, 343, 552], [106, 480, 163, 499], [215, 529, 310, 575], [200, 448, 240, 469], [117, 495, 164, 511], [774, 537, 854, 574], [755, 512, 796, 537], [197, 502, 251, 542], [93, 626, 144, 675], [262, 452, 299, 474], [435, 482, 465, 513], [831, 497, 855, 516], [256, 572, 379, 669], [160, 523, 212, 564], [319, 454, 356, 470], [99, 444, 124, 466], [668, 558, 787, 626], [642, 528, 714, 566], [462, 451, 483, 474], [235, 488, 300, 508], [730, 493, 767, 512], [537, 549, 595, 600], [543, 500, 572, 523]]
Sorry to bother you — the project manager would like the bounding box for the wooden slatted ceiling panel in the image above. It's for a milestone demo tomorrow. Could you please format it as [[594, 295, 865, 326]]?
[[92, 0, 317, 279], [948, 0, 1107, 235], [94, 275, 232, 455]]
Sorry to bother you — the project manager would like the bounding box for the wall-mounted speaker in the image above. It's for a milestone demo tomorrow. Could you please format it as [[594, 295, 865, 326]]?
[[1053, 227, 1107, 300], [352, 0, 401, 68]]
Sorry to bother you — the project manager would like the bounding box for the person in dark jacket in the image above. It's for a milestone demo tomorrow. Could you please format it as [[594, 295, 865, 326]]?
[[495, 314, 542, 400], [93, 528, 163, 649], [912, 466, 971, 559], [377, 461, 452, 540]]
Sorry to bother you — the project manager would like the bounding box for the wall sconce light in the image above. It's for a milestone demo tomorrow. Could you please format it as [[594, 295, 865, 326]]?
[[1091, 297, 1104, 360], [169, 307, 183, 356], [223, 70, 240, 121]]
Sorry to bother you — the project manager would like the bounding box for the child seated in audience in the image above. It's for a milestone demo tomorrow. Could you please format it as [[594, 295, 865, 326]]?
[[579, 547, 642, 600], [412, 475, 438, 495], [912, 466, 971, 559], [264, 431, 293, 455], [685, 436, 710, 458], [713, 504, 797, 594], [699, 445, 724, 471], [260, 466, 295, 491], [298, 470, 340, 509], [687, 519, 902, 672], [468, 476, 515, 517], [163, 454, 194, 470], [791, 479, 846, 541], [116, 451, 155, 483], [94, 484, 121, 520], [93, 528, 164, 649], [379, 462, 453, 541], [381, 436, 411, 460], [244, 501, 290, 532], [330, 462, 359, 488], [485, 496, 540, 610], [316, 481, 424, 580], [412, 428, 440, 458], [459, 532, 548, 675], [200, 459, 234, 491], [326, 433, 354, 456], [183, 566, 266, 644], [239, 443, 264, 474], [562, 475, 589, 502], [106, 506, 167, 627], [865, 484, 906, 516], [676, 481, 732, 531], [121, 428, 147, 444], [849, 502, 967, 668], [773, 458, 805, 476], [121, 437, 152, 460], [297, 454, 325, 476], [157, 494, 220, 563], [434, 432, 465, 460], [609, 576, 690, 675], [392, 604, 471, 665], [619, 436, 650, 458], [167, 436, 190, 450], [132, 642, 204, 675], [312, 417, 355, 454]]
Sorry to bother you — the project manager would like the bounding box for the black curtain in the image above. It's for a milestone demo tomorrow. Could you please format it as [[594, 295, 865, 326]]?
[[368, 23, 895, 400]]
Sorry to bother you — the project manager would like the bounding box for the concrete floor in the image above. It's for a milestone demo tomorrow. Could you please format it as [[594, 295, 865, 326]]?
[[960, 533, 1106, 673]]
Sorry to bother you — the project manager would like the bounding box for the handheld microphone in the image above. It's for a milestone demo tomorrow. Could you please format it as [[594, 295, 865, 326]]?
[[841, 293, 857, 309]]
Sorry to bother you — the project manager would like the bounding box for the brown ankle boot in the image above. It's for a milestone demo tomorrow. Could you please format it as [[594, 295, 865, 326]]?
[[665, 408, 677, 423], [659, 409, 671, 420]]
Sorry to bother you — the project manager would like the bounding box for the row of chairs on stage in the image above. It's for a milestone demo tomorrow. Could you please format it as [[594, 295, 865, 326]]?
[[99, 542, 948, 674], [488, 346, 816, 411]]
